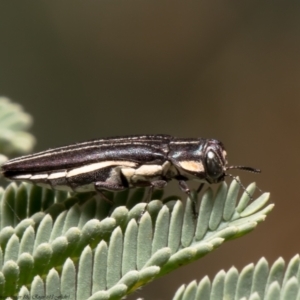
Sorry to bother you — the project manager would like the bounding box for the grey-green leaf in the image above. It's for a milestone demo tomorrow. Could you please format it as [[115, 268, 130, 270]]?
[[0, 97, 35, 156], [172, 255, 300, 300], [0, 178, 272, 299]]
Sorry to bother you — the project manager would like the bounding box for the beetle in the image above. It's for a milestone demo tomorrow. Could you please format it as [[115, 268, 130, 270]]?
[[1, 134, 260, 201]]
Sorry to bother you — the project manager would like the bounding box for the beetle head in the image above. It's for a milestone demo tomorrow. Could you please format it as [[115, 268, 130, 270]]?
[[204, 139, 261, 184]]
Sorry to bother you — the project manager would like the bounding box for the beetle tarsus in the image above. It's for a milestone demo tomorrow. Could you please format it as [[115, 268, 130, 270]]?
[[178, 180, 190, 194]]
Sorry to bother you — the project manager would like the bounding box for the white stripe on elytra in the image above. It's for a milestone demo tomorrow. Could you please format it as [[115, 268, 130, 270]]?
[[7, 138, 138, 163], [67, 161, 137, 178], [48, 171, 67, 179], [5, 135, 172, 164], [5, 144, 115, 164], [171, 141, 200, 145], [30, 174, 48, 180], [5, 141, 164, 165]]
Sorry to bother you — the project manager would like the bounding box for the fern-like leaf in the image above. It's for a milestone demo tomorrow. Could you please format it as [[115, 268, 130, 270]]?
[[173, 255, 300, 300], [0, 178, 272, 299], [0, 97, 35, 156]]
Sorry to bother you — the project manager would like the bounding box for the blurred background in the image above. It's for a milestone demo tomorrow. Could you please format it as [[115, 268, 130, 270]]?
[[1, 1, 300, 299]]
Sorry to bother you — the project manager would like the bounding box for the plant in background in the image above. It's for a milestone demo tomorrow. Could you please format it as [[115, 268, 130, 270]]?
[[0, 97, 295, 300]]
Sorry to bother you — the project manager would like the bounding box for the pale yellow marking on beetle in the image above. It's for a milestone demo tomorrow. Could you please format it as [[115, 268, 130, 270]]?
[[67, 161, 137, 177], [178, 160, 204, 173], [161, 161, 171, 175], [133, 163, 172, 183], [135, 164, 162, 176], [48, 171, 67, 179], [30, 174, 48, 180], [121, 167, 135, 179]]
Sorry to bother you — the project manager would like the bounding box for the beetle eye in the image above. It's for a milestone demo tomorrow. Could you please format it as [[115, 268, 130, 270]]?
[[205, 150, 224, 180]]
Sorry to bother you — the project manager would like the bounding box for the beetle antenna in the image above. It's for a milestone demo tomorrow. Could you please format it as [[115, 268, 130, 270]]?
[[225, 173, 254, 201], [226, 166, 261, 173]]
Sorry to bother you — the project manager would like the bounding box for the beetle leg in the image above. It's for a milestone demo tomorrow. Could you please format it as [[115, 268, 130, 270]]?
[[142, 180, 167, 204], [178, 180, 190, 194], [196, 183, 205, 194], [178, 180, 198, 218], [151, 179, 168, 190], [94, 181, 127, 204], [139, 180, 168, 221], [95, 181, 126, 191], [146, 179, 168, 201]]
